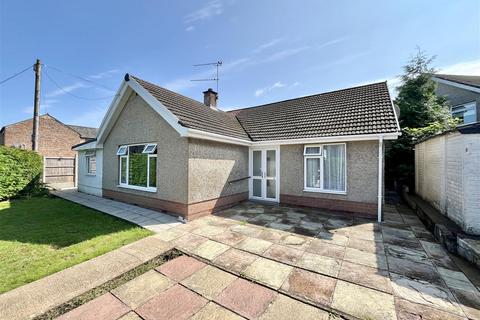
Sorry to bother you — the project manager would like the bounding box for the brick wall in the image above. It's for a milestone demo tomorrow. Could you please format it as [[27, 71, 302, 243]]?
[[1, 114, 85, 157]]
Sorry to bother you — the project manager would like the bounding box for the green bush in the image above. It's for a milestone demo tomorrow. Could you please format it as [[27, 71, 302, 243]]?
[[0, 146, 47, 200]]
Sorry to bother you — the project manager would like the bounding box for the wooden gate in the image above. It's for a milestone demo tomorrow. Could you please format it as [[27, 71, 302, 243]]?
[[43, 157, 76, 189]]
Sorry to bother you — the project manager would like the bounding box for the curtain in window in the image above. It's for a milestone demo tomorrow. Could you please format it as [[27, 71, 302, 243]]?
[[306, 158, 320, 188], [323, 145, 345, 191]]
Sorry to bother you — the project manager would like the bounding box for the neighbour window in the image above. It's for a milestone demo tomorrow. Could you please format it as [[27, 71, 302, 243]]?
[[304, 144, 346, 193], [117, 144, 157, 191], [85, 150, 96, 175], [451, 102, 477, 125]]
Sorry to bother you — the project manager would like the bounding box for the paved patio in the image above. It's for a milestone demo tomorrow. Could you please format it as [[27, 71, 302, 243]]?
[[29, 191, 480, 319]]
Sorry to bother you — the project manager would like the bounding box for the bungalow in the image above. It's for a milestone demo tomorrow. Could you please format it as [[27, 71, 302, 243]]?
[[74, 74, 400, 221]]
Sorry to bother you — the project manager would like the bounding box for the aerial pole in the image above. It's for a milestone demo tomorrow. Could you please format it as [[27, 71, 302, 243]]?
[[32, 59, 41, 151]]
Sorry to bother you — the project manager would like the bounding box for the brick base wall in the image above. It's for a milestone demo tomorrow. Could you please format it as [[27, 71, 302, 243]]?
[[280, 193, 377, 218], [102, 189, 247, 221]]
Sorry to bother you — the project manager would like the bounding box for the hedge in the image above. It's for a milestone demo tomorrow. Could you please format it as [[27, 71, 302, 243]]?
[[0, 146, 46, 200]]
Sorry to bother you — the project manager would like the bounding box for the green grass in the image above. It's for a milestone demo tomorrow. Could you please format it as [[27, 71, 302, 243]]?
[[0, 196, 153, 293]]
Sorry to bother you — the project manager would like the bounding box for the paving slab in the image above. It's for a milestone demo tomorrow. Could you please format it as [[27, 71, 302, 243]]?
[[215, 278, 277, 319], [173, 233, 208, 252], [153, 228, 187, 242], [343, 247, 388, 270], [332, 280, 396, 320], [210, 230, 246, 246], [296, 252, 341, 277], [390, 273, 464, 316], [136, 285, 207, 320], [111, 270, 173, 309], [387, 256, 443, 286], [316, 231, 349, 246], [421, 240, 460, 270], [281, 268, 336, 307], [243, 257, 293, 289], [263, 244, 304, 265], [192, 240, 230, 260], [213, 248, 257, 274], [230, 224, 263, 237], [437, 267, 478, 293], [117, 311, 143, 320], [394, 297, 467, 320], [278, 234, 310, 250], [156, 256, 206, 282], [259, 294, 329, 320], [384, 243, 431, 264], [56, 293, 130, 320], [192, 225, 227, 238], [338, 261, 392, 293], [347, 238, 384, 254], [181, 265, 237, 300], [307, 239, 346, 259], [451, 288, 480, 320], [190, 302, 245, 320], [256, 229, 285, 242], [119, 236, 173, 262], [235, 237, 273, 255]]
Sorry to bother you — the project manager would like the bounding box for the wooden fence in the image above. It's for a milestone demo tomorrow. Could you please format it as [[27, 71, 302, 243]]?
[[43, 156, 76, 189]]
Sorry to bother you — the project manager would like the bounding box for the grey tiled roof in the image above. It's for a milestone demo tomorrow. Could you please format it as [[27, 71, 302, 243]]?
[[132, 76, 399, 142], [233, 82, 399, 141], [67, 125, 98, 139], [435, 74, 480, 89], [132, 76, 250, 140]]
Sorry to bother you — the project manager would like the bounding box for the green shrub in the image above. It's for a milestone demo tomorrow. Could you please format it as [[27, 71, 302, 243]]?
[[0, 146, 47, 200]]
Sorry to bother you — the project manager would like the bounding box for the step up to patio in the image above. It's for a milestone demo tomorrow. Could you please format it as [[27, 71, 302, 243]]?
[[457, 237, 480, 270]]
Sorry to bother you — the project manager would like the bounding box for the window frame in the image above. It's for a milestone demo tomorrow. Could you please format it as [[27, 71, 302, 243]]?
[[451, 101, 477, 125], [118, 143, 157, 192], [303, 143, 347, 195], [86, 154, 96, 175]]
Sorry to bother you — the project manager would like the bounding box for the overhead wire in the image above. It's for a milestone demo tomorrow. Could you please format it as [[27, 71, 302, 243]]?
[[44, 64, 116, 92], [0, 64, 33, 85]]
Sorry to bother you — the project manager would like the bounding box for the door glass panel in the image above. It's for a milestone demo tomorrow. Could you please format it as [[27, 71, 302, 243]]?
[[266, 150, 276, 178], [253, 179, 262, 197], [253, 151, 262, 177], [266, 179, 276, 199]]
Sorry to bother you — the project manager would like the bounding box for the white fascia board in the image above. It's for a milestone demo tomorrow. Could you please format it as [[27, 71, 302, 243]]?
[[73, 140, 99, 151], [433, 77, 480, 94], [186, 128, 252, 146], [96, 76, 189, 147], [251, 132, 400, 146], [127, 78, 188, 137]]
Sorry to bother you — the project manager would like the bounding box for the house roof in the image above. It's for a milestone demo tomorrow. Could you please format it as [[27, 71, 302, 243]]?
[[67, 125, 97, 139], [0, 114, 98, 139], [232, 82, 398, 141], [434, 74, 480, 90], [132, 76, 250, 140], [131, 76, 399, 142]]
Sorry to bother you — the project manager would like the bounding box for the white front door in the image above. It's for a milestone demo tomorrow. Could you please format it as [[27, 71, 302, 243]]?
[[249, 147, 279, 202]]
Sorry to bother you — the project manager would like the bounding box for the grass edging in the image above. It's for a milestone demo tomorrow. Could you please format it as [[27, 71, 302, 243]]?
[[34, 249, 183, 320]]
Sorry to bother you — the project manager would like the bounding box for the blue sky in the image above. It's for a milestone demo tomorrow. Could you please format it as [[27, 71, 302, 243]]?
[[1, 0, 479, 128]]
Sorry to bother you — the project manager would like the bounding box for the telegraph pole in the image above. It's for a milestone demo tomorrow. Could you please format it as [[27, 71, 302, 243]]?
[[32, 59, 41, 151]]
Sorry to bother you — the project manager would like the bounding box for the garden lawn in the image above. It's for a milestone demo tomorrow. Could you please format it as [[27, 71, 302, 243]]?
[[0, 196, 153, 293]]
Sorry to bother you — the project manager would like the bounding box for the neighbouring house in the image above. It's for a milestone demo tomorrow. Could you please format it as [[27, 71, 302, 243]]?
[[415, 123, 480, 235], [0, 114, 97, 189], [433, 74, 480, 125], [74, 74, 400, 221]]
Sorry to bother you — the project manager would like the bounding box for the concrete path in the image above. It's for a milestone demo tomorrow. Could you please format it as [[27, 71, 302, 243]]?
[[51, 190, 181, 233]]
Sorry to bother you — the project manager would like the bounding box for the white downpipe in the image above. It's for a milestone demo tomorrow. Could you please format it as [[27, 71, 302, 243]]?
[[377, 135, 384, 222]]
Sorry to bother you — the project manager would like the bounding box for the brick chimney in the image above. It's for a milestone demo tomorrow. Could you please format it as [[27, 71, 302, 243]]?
[[203, 88, 218, 110]]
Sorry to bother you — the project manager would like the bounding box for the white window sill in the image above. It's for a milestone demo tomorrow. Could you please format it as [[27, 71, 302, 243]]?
[[303, 188, 346, 195], [118, 184, 157, 193]]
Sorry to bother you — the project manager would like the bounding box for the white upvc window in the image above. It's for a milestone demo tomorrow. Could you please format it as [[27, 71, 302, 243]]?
[[85, 150, 96, 175], [118, 143, 157, 192], [304, 143, 346, 194], [451, 101, 477, 125]]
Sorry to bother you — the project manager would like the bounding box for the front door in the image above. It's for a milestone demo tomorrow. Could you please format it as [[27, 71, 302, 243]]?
[[249, 147, 279, 202]]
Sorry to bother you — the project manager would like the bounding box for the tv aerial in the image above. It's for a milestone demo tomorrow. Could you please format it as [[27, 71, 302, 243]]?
[[191, 61, 222, 93]]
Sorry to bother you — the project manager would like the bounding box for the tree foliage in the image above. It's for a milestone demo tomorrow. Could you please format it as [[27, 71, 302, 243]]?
[[386, 49, 458, 189]]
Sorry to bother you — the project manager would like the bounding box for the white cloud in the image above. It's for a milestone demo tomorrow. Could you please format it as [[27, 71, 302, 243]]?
[[254, 81, 287, 97], [185, 25, 195, 32], [438, 59, 480, 75], [253, 38, 283, 53], [261, 46, 310, 64], [89, 69, 119, 79], [68, 105, 108, 128], [46, 82, 88, 98], [184, 0, 224, 24]]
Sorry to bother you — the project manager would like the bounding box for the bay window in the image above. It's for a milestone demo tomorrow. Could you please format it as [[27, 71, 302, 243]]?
[[118, 143, 157, 191], [304, 143, 346, 193]]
